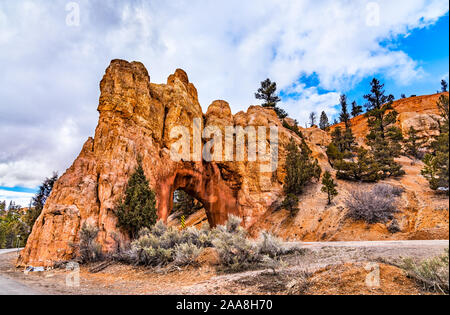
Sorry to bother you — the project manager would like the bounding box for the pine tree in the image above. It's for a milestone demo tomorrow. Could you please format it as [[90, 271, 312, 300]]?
[[330, 126, 356, 159], [364, 78, 404, 178], [422, 95, 449, 193], [25, 172, 58, 235], [173, 190, 203, 217], [441, 80, 448, 93], [283, 138, 321, 212], [309, 112, 317, 127], [321, 171, 338, 205], [114, 159, 158, 238], [339, 94, 351, 128], [334, 148, 381, 182], [351, 101, 363, 117], [255, 78, 281, 107], [255, 78, 287, 119], [403, 126, 424, 159], [0, 201, 6, 215], [319, 111, 330, 130]]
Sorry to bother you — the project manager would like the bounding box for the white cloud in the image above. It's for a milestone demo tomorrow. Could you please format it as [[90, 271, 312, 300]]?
[[0, 189, 34, 207], [281, 83, 341, 127], [0, 0, 448, 188]]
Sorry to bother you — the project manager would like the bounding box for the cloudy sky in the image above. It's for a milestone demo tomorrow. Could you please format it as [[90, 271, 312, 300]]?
[[0, 0, 449, 206]]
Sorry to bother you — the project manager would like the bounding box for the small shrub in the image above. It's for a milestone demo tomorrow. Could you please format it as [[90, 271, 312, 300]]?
[[124, 216, 289, 273], [401, 249, 449, 294], [387, 219, 401, 234], [286, 271, 312, 295], [78, 223, 103, 263], [211, 216, 259, 271], [173, 243, 202, 266], [257, 231, 284, 258], [159, 227, 182, 249], [151, 220, 168, 237], [225, 215, 242, 233], [134, 246, 173, 267], [129, 220, 211, 267], [372, 184, 404, 197], [180, 227, 200, 244], [260, 255, 282, 274], [282, 193, 299, 214], [345, 184, 401, 224]]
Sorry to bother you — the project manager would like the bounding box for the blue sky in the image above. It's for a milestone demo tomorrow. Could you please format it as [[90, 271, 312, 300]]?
[[286, 13, 449, 124], [347, 14, 449, 107], [0, 0, 449, 206]]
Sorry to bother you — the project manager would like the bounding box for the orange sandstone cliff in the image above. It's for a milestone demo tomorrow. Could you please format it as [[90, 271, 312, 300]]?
[[19, 60, 307, 266], [18, 60, 449, 267]]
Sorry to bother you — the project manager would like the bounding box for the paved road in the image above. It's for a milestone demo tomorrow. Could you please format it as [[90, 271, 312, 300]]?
[[295, 240, 449, 248], [0, 241, 448, 295], [0, 248, 41, 295], [0, 248, 23, 255]]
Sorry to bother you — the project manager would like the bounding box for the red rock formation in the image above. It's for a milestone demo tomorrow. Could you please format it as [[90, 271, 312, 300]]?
[[18, 60, 309, 267], [18, 60, 448, 267]]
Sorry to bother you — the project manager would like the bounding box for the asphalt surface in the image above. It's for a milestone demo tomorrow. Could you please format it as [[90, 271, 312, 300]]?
[[0, 241, 448, 295], [295, 240, 449, 248], [0, 248, 42, 295]]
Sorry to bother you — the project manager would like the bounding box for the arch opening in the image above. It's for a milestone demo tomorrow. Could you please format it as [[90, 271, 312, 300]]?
[[157, 164, 241, 227]]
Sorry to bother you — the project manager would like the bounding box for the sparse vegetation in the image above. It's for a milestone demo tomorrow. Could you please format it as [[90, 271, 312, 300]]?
[[173, 243, 203, 267], [387, 219, 401, 234], [422, 95, 449, 194], [111, 215, 291, 273], [327, 78, 406, 182], [345, 184, 402, 224], [321, 171, 338, 205], [77, 223, 103, 263], [256, 231, 284, 258], [401, 248, 449, 294], [403, 126, 425, 160]]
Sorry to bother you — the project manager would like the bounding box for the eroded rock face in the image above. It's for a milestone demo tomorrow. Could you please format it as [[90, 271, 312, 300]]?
[[18, 60, 314, 267], [331, 93, 448, 145], [19, 59, 448, 267]]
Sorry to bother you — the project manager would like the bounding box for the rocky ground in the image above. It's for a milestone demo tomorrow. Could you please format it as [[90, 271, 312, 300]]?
[[1, 241, 447, 295]]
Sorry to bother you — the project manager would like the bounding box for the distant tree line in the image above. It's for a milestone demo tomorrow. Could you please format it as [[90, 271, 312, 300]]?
[[0, 173, 58, 249]]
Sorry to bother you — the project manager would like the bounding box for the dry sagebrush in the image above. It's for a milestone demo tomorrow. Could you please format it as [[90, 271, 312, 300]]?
[[112, 215, 291, 272], [401, 248, 449, 294], [345, 184, 403, 224]]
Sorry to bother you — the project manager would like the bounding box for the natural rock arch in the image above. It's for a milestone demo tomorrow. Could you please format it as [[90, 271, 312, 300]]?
[[18, 59, 309, 267], [157, 164, 241, 226], [17, 59, 445, 268]]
